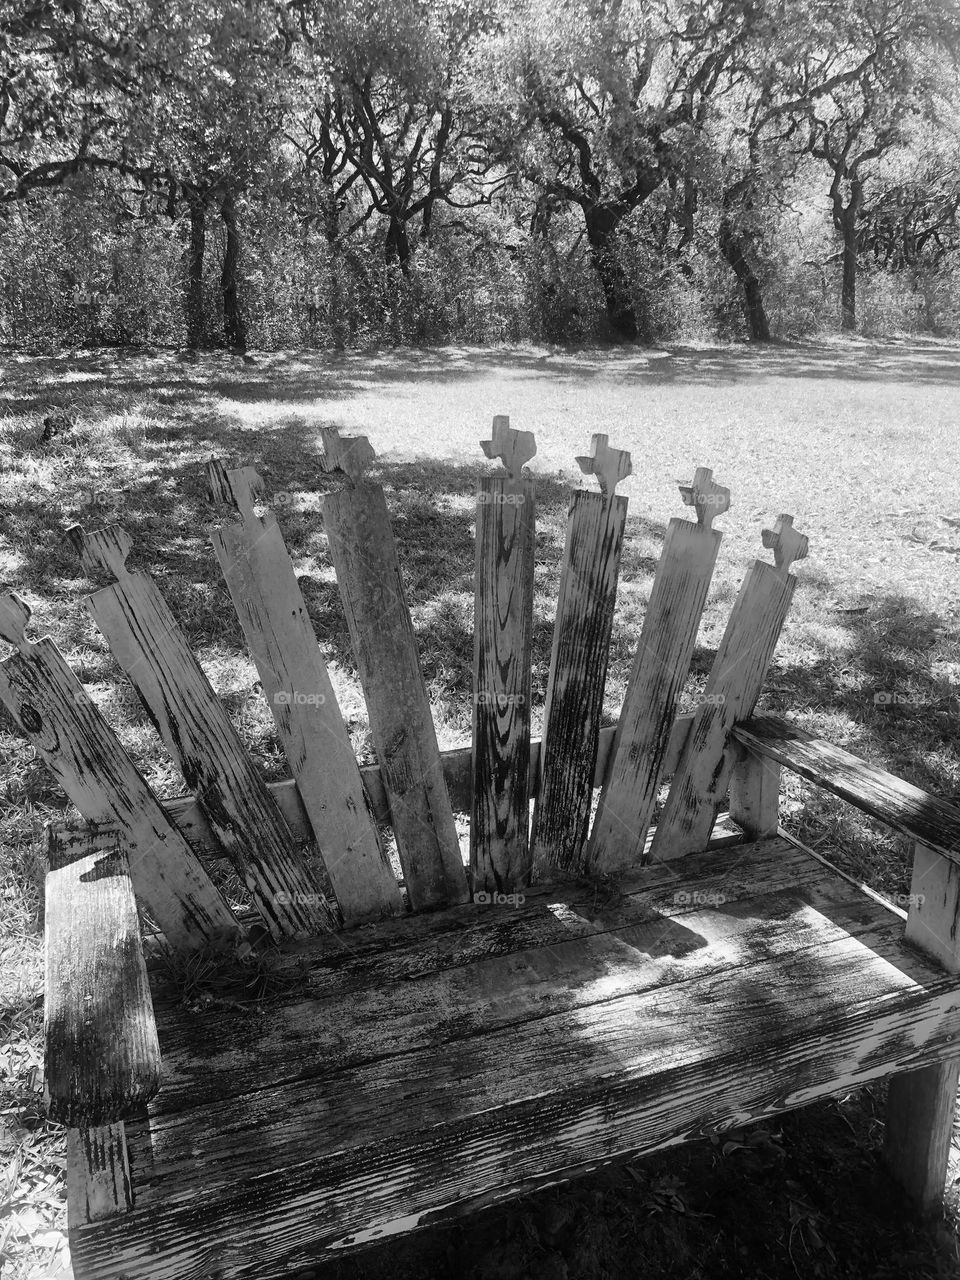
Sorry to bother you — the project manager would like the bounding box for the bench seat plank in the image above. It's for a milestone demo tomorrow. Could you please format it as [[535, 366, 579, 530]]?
[[67, 836, 960, 1280]]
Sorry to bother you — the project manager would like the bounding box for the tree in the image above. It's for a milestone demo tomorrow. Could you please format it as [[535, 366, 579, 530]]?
[[491, 0, 767, 341], [288, 0, 503, 277]]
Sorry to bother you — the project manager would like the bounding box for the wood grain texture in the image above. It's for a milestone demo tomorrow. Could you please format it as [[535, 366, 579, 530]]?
[[650, 559, 797, 861], [0, 630, 238, 951], [66, 1124, 132, 1223], [76, 552, 336, 939], [55, 716, 702, 877], [45, 834, 161, 1127], [472, 474, 535, 893], [586, 517, 722, 874], [322, 483, 467, 910], [531, 490, 626, 877], [69, 841, 960, 1280], [732, 716, 960, 865], [210, 499, 401, 924], [728, 745, 781, 840], [149, 838, 889, 1115], [885, 840, 960, 1213]]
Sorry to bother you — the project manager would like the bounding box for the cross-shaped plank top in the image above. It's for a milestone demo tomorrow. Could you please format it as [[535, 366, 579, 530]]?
[[575, 433, 632, 499], [480, 415, 536, 479], [67, 524, 133, 582], [0, 592, 33, 652], [761, 513, 809, 573], [319, 427, 376, 485], [678, 466, 731, 531], [206, 457, 265, 523]]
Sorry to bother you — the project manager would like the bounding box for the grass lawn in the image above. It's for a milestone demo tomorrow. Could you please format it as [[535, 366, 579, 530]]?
[[1, 337, 960, 1279]]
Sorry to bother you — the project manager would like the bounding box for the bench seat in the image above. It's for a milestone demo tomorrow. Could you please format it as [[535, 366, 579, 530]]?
[[67, 832, 960, 1280]]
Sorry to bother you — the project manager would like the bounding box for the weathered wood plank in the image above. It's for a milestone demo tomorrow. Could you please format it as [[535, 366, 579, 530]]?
[[72, 924, 960, 1279], [150, 839, 908, 1116], [66, 1124, 132, 1224], [650, 515, 808, 861], [586, 468, 729, 874], [145, 715, 697, 857], [319, 431, 466, 911], [728, 744, 781, 840], [472, 417, 536, 893], [206, 459, 401, 925], [885, 841, 960, 1213], [532, 434, 630, 877], [0, 593, 239, 951], [732, 716, 960, 866], [67, 524, 337, 939], [45, 834, 160, 1127]]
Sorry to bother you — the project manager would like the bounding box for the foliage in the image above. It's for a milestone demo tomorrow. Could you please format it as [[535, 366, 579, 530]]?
[[1, 0, 960, 349]]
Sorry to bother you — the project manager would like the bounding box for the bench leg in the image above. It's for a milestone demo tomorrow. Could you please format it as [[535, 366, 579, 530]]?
[[67, 1122, 132, 1223], [884, 842, 960, 1215], [728, 746, 780, 840]]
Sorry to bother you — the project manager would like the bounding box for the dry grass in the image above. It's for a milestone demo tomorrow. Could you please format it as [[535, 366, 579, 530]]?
[[1, 336, 959, 1279]]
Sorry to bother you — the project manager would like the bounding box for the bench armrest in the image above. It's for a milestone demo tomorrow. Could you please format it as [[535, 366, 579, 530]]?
[[44, 827, 162, 1127], [732, 715, 960, 866]]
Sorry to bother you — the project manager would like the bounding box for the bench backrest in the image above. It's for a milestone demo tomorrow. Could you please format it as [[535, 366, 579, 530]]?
[[0, 419, 807, 953]]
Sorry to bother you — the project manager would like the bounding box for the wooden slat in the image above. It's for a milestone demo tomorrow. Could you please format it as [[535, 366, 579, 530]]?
[[532, 433, 630, 876], [650, 515, 808, 861], [67, 524, 337, 939], [472, 417, 536, 893], [150, 837, 884, 1114], [45, 835, 160, 1127], [73, 895, 960, 1279], [732, 716, 960, 866], [0, 593, 239, 951], [586, 468, 729, 874], [206, 459, 401, 925], [319, 431, 467, 911], [56, 716, 703, 873], [66, 1124, 132, 1223], [885, 841, 960, 1213]]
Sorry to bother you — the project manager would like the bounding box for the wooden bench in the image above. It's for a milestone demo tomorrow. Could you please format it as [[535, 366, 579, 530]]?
[[4, 421, 960, 1279]]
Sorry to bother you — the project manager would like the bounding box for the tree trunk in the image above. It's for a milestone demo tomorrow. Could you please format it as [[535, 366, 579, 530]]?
[[185, 194, 205, 350], [584, 205, 641, 342], [840, 210, 858, 332], [385, 216, 412, 274], [718, 217, 771, 342], [220, 191, 247, 353]]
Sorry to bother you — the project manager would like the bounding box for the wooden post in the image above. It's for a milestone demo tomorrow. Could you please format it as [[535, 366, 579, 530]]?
[[206, 458, 402, 925], [531, 434, 630, 878], [471, 417, 536, 895], [67, 524, 337, 939], [585, 467, 729, 874], [728, 746, 781, 840], [650, 513, 808, 862], [885, 841, 960, 1214], [319, 429, 468, 912], [0, 593, 240, 952]]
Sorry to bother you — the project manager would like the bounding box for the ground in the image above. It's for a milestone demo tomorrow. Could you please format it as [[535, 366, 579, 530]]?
[[1, 337, 959, 1279]]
